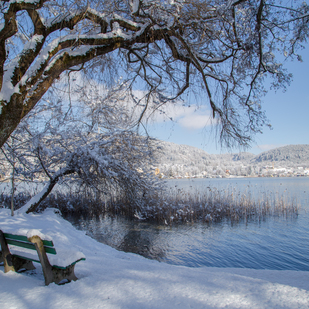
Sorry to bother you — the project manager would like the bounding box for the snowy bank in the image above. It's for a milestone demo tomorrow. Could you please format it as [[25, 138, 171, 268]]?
[[0, 208, 308, 309]]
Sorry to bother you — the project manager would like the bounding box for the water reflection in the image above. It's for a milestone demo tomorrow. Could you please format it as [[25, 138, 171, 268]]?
[[66, 210, 308, 270], [65, 177, 309, 271], [67, 214, 169, 261]]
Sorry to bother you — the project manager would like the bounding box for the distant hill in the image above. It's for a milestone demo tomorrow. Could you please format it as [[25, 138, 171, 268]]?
[[152, 140, 309, 177], [154, 140, 309, 165], [252, 145, 309, 164], [154, 140, 210, 165]]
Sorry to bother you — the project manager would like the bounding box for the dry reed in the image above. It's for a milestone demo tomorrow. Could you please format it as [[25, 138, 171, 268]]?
[[0, 185, 299, 225]]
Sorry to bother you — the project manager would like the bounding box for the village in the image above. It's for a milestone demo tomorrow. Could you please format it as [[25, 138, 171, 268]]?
[[156, 164, 309, 179]]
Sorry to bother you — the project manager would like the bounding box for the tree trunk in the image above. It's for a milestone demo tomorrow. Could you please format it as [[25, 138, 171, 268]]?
[[17, 168, 75, 214]]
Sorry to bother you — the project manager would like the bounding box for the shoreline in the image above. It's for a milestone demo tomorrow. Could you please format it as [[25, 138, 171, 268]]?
[[0, 208, 308, 308]]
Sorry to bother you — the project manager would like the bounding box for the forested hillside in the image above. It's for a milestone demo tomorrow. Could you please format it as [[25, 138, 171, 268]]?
[[253, 145, 309, 164], [153, 141, 309, 178]]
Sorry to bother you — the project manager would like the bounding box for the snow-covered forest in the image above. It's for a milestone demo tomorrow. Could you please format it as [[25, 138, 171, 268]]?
[[2, 140, 309, 183], [154, 142, 309, 178]]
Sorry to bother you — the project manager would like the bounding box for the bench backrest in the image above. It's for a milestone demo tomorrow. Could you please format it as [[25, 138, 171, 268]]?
[[3, 233, 57, 255]]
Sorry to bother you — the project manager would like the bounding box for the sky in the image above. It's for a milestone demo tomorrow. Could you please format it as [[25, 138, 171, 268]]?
[[145, 48, 309, 155]]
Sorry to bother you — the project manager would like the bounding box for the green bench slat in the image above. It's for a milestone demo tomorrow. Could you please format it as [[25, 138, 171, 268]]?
[[53, 257, 86, 270], [13, 254, 40, 264], [3, 233, 54, 247], [5, 239, 57, 255], [13, 255, 86, 269], [3, 233, 57, 255], [6, 239, 36, 251]]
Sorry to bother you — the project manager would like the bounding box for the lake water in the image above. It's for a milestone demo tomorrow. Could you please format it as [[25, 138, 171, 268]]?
[[66, 177, 309, 270]]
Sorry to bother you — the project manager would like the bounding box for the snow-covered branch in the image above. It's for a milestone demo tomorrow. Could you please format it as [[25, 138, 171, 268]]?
[[1, 84, 159, 214], [0, 0, 308, 149]]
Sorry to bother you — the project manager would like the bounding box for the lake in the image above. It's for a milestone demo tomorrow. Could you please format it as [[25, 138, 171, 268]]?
[[53, 177, 309, 270]]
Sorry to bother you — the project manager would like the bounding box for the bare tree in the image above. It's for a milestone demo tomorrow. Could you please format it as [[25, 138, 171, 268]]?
[[1, 85, 159, 214], [1, 0, 308, 149]]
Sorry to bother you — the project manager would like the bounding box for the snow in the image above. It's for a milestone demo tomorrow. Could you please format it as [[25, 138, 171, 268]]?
[[9, 0, 41, 4], [26, 229, 52, 241], [0, 34, 44, 104], [132, 0, 139, 14], [0, 208, 309, 309]]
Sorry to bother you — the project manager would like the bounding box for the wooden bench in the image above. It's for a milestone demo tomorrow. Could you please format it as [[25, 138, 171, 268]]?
[[0, 230, 85, 285]]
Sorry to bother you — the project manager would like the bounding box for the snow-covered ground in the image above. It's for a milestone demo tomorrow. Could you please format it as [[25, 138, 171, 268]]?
[[0, 208, 308, 309]]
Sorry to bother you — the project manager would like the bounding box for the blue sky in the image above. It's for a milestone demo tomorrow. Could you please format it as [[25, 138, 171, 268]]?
[[146, 49, 309, 155]]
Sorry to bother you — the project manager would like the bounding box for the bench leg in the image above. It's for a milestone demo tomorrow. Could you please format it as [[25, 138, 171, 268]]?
[[0, 230, 15, 273], [0, 231, 36, 272], [52, 264, 78, 284], [11, 256, 36, 272], [28, 235, 54, 285], [28, 236, 80, 285]]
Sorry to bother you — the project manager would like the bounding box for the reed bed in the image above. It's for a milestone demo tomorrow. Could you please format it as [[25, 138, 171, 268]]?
[[141, 186, 299, 224], [0, 185, 299, 225]]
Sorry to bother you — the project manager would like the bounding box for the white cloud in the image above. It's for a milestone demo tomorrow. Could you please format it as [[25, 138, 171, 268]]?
[[147, 103, 214, 130], [55, 76, 215, 131], [147, 104, 194, 123], [178, 110, 213, 129]]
